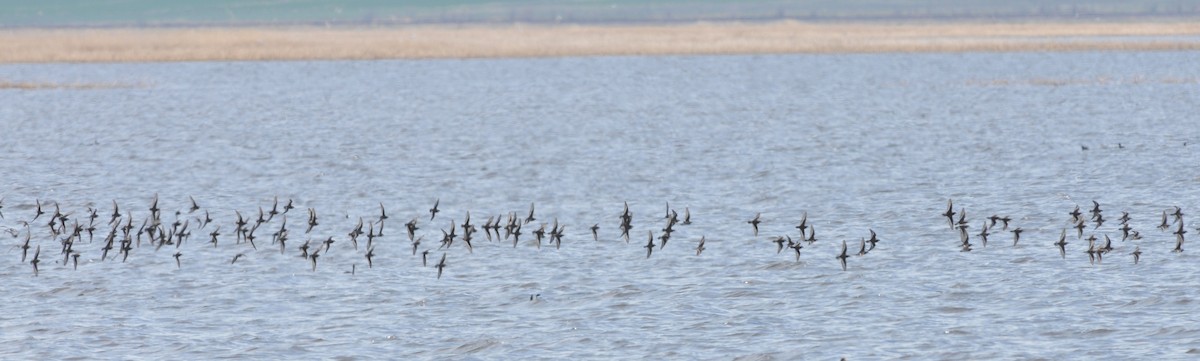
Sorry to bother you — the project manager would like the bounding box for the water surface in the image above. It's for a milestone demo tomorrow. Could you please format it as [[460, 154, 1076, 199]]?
[[1, 52, 1199, 359]]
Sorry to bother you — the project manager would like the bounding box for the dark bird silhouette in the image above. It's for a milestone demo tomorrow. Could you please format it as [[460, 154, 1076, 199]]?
[[435, 253, 447, 279], [773, 236, 786, 254], [188, 196, 200, 213], [306, 207, 318, 234], [748, 213, 761, 236], [1011, 227, 1023, 247], [1086, 240, 1097, 265], [33, 199, 44, 221], [378, 202, 388, 221], [1158, 210, 1170, 231], [837, 240, 849, 271], [1132, 246, 1141, 264], [310, 249, 320, 271], [231, 253, 244, 264], [422, 249, 430, 267], [1054, 229, 1068, 259], [1174, 223, 1186, 252], [696, 236, 706, 256], [789, 238, 803, 261], [866, 229, 879, 251], [856, 238, 868, 256], [173, 251, 182, 268], [795, 212, 808, 234], [19, 232, 30, 262], [365, 247, 375, 268], [30, 245, 40, 276], [1068, 206, 1082, 222], [268, 196, 280, 221], [977, 222, 990, 247], [942, 199, 956, 228], [591, 223, 599, 241], [682, 207, 692, 225], [429, 198, 440, 221], [645, 231, 655, 258], [1119, 223, 1133, 241], [525, 203, 536, 225]]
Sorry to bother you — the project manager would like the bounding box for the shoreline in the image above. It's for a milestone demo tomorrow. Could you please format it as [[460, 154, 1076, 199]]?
[[3, 21, 1200, 63]]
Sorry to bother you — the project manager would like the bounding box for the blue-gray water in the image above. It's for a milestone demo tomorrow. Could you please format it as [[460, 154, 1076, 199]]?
[[2, 52, 1200, 359]]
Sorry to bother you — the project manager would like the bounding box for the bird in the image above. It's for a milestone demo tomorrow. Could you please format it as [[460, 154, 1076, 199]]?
[[429, 198, 440, 221], [1054, 229, 1068, 259], [645, 231, 655, 258], [773, 236, 786, 254], [856, 238, 868, 256], [310, 249, 320, 271], [696, 236, 706, 256], [365, 247, 375, 268], [590, 223, 599, 241], [19, 232, 30, 262], [422, 250, 430, 267], [789, 239, 803, 262], [1174, 223, 1186, 252], [1132, 246, 1141, 264], [942, 199, 956, 228], [188, 196, 200, 213], [866, 229, 879, 251], [682, 208, 692, 225], [837, 240, 849, 271], [525, 203, 536, 224], [30, 245, 40, 277], [1119, 223, 1133, 241], [378, 202, 388, 221], [795, 212, 808, 234], [435, 253, 447, 279], [748, 213, 761, 236], [32, 199, 44, 221], [1011, 227, 1023, 247], [977, 222, 990, 247], [231, 253, 244, 264], [173, 252, 182, 268]]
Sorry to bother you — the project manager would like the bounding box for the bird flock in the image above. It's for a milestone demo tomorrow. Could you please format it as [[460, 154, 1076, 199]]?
[[944, 198, 1189, 265], [0, 195, 1187, 278], [1, 196, 894, 278]]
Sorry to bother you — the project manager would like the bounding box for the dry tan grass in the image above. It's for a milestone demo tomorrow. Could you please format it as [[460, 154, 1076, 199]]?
[[3, 21, 1200, 63]]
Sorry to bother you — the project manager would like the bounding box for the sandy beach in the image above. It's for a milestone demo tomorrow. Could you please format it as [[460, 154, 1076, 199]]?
[[2, 21, 1200, 63]]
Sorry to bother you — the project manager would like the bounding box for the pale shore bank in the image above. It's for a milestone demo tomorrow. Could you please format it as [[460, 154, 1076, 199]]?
[[2, 21, 1200, 63]]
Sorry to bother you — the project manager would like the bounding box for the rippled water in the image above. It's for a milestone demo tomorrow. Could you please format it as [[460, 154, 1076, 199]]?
[[2, 52, 1200, 359]]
